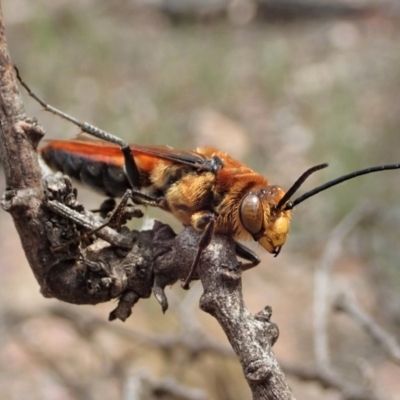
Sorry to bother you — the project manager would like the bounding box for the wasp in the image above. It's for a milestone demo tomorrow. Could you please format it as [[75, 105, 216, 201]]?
[[17, 70, 400, 288], [40, 139, 296, 256]]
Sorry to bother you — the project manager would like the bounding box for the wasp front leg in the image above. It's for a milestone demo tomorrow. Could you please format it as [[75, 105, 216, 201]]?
[[234, 241, 260, 271], [181, 214, 261, 289]]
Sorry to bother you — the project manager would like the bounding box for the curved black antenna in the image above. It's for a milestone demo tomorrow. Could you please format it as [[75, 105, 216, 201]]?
[[284, 163, 400, 211], [275, 163, 329, 211]]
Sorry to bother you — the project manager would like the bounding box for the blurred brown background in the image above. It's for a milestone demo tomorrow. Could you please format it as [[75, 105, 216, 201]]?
[[0, 0, 400, 399]]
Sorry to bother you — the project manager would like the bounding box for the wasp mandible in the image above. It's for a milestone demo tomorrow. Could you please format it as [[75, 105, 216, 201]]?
[[17, 70, 400, 288]]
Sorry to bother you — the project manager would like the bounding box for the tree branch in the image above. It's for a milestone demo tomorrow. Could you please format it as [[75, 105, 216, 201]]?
[[313, 205, 370, 366], [335, 289, 400, 367]]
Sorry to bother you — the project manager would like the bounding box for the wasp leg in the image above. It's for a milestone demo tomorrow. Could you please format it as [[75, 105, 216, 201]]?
[[91, 198, 117, 218], [129, 189, 162, 207], [84, 191, 137, 237], [85, 187, 165, 237], [102, 190, 142, 229], [91, 191, 162, 217], [181, 213, 216, 290], [234, 241, 260, 271], [16, 68, 142, 189], [52, 191, 140, 251]]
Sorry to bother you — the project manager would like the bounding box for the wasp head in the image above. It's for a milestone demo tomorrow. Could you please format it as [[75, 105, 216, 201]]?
[[239, 186, 292, 257]]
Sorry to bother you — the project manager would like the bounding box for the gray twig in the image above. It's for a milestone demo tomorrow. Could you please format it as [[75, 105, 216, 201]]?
[[335, 289, 400, 367], [313, 205, 370, 366]]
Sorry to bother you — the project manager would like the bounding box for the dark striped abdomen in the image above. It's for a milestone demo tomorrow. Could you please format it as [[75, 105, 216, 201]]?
[[41, 146, 130, 198]]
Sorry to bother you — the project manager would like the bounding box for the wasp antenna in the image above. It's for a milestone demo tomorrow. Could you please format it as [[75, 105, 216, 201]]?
[[275, 163, 329, 211], [284, 163, 400, 211]]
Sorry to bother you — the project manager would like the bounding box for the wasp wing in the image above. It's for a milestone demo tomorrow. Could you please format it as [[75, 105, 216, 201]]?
[[40, 139, 213, 197], [129, 143, 209, 168], [41, 139, 209, 169]]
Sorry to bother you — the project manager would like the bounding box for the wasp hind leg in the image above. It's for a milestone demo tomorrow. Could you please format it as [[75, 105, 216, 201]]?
[[234, 241, 260, 271], [16, 68, 142, 191]]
